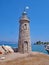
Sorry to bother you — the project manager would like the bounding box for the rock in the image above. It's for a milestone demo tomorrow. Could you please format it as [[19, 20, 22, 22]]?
[[2, 45, 14, 53]]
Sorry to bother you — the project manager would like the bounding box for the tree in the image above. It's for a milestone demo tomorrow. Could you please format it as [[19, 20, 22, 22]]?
[[35, 41, 44, 45]]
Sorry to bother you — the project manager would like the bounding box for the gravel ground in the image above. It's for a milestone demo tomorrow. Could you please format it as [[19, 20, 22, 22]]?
[[0, 52, 49, 65]]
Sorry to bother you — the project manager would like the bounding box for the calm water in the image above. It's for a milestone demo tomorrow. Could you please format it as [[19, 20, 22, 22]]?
[[31, 44, 48, 54], [0, 43, 48, 54]]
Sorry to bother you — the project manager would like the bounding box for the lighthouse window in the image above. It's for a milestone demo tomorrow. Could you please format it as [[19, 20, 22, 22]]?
[[25, 24, 26, 26], [23, 24, 27, 30]]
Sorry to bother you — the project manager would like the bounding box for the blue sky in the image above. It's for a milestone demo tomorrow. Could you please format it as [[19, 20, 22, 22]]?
[[0, 0, 49, 42]]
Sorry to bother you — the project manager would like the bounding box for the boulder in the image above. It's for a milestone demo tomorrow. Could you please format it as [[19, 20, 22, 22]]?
[[2, 45, 14, 53], [0, 46, 5, 54]]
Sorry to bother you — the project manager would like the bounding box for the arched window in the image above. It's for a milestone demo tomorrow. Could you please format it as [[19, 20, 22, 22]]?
[[23, 24, 27, 30]]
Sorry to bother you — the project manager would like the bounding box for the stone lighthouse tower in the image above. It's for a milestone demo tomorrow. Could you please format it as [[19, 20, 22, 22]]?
[[18, 11, 31, 53]]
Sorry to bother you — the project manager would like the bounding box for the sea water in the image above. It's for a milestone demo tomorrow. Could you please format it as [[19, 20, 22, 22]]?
[[0, 43, 48, 54], [31, 44, 48, 54]]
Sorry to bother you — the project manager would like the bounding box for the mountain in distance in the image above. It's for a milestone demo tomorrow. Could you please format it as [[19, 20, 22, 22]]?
[[0, 40, 17, 44]]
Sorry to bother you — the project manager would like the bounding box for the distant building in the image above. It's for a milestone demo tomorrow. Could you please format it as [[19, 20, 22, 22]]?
[[18, 11, 31, 53]]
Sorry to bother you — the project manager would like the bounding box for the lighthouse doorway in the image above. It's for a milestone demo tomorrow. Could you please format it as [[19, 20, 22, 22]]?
[[23, 41, 28, 53]]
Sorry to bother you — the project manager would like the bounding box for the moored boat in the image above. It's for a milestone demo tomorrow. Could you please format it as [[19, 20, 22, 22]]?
[[45, 45, 49, 54]]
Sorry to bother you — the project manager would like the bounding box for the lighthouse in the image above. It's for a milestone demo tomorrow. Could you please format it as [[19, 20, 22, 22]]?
[[18, 11, 31, 53]]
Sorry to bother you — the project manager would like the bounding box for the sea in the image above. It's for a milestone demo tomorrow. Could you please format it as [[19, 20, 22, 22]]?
[[0, 43, 48, 54]]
